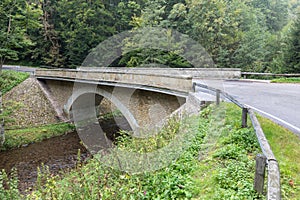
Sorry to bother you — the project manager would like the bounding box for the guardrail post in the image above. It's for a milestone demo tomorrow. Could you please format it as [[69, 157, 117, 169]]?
[[192, 82, 196, 92], [216, 89, 220, 106], [242, 107, 248, 128], [254, 154, 267, 194]]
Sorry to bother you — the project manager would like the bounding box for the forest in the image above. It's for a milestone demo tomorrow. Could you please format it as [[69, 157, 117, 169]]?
[[0, 0, 299, 73]]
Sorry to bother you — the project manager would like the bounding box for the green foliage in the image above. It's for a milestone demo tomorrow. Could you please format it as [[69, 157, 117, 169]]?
[[0, 0, 40, 69], [221, 129, 259, 152], [0, 169, 21, 200], [0, 0, 297, 72], [118, 49, 193, 68], [1, 123, 75, 151], [283, 12, 300, 73], [250, 0, 289, 32], [27, 115, 203, 199], [5, 103, 296, 199], [126, 0, 298, 72], [193, 103, 261, 199], [1, 100, 23, 126], [115, 116, 182, 153], [214, 160, 258, 199], [271, 77, 300, 83], [55, 0, 116, 67], [0, 104, 258, 199], [115, 0, 143, 32], [0, 70, 29, 94]]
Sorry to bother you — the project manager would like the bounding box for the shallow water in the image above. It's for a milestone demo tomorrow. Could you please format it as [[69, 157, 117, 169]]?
[[0, 116, 131, 193], [0, 131, 89, 193]]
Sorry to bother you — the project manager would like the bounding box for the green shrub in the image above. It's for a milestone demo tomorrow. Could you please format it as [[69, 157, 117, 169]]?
[[0, 169, 21, 200], [0, 71, 29, 94]]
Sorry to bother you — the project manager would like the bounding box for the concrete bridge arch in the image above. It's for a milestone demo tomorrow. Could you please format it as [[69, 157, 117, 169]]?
[[63, 86, 140, 134]]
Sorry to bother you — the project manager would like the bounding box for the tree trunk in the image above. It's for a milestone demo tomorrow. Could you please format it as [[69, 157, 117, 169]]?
[[0, 91, 4, 146], [0, 59, 4, 74]]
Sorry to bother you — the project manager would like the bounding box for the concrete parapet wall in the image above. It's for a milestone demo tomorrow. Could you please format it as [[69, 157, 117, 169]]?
[[78, 67, 241, 79], [80, 67, 241, 79], [35, 68, 241, 95], [35, 68, 194, 95]]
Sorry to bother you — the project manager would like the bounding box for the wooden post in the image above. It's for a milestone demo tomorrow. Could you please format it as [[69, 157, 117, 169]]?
[[216, 89, 220, 106], [254, 154, 267, 194], [242, 107, 248, 128]]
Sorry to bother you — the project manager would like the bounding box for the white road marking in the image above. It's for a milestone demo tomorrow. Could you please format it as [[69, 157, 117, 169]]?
[[245, 104, 300, 135]]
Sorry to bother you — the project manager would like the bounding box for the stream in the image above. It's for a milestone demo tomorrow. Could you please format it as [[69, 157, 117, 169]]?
[[0, 116, 131, 194]]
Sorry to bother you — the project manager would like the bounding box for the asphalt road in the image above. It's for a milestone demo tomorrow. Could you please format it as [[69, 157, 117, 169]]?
[[195, 79, 300, 136], [2, 65, 36, 74]]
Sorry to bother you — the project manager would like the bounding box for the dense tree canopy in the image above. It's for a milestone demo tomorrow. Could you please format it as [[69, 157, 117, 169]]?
[[0, 0, 299, 73], [0, 0, 40, 71], [284, 12, 300, 73]]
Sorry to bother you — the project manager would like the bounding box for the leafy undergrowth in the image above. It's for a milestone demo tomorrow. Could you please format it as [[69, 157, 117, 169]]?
[[258, 116, 300, 199], [0, 123, 75, 151], [1, 104, 262, 199], [271, 77, 300, 83], [192, 103, 262, 199], [0, 70, 29, 94]]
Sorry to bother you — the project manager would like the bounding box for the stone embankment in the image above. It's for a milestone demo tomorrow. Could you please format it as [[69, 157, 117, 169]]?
[[3, 78, 59, 128]]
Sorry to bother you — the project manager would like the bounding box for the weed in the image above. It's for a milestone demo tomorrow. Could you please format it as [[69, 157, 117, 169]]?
[[2, 103, 297, 199], [0, 71, 29, 94], [0, 169, 21, 200]]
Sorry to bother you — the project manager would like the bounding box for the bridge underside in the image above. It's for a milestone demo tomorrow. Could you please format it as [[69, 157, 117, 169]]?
[[34, 68, 239, 153], [39, 79, 186, 135]]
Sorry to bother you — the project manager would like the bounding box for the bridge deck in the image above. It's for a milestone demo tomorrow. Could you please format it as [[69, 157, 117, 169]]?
[[35, 68, 240, 97]]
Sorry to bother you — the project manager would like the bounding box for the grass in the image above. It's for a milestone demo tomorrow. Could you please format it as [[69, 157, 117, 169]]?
[[19, 103, 261, 199], [192, 103, 261, 199], [26, 115, 202, 199], [1, 103, 298, 199], [0, 123, 75, 151], [271, 77, 300, 83], [258, 116, 300, 199], [0, 70, 30, 94]]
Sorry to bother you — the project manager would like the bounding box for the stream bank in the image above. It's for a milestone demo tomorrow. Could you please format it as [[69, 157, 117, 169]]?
[[0, 115, 131, 194]]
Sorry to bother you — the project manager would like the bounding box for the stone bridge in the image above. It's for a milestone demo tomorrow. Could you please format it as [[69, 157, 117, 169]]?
[[35, 67, 240, 149]]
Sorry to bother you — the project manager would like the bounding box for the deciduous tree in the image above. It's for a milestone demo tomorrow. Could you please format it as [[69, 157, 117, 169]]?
[[0, 0, 38, 71]]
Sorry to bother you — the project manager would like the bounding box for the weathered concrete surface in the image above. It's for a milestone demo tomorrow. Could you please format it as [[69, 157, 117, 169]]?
[[42, 80, 184, 133], [3, 78, 59, 128], [35, 68, 240, 133], [77, 67, 241, 79], [35, 68, 194, 96]]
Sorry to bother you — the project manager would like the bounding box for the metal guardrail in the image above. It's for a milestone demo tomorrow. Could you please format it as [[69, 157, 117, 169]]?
[[193, 82, 281, 200]]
